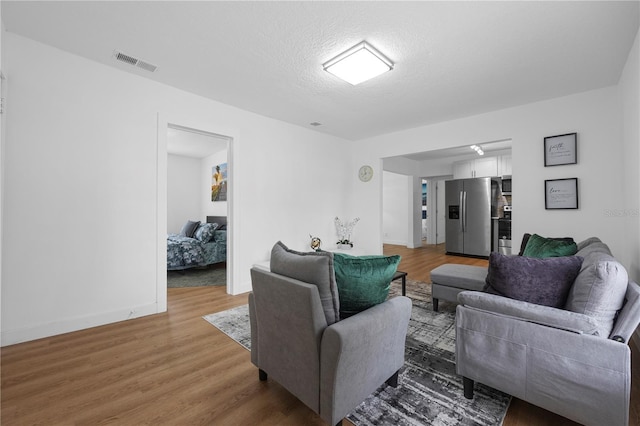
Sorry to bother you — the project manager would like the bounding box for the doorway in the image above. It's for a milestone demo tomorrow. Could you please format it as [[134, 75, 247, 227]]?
[[156, 117, 235, 313], [382, 139, 511, 250], [424, 178, 446, 245]]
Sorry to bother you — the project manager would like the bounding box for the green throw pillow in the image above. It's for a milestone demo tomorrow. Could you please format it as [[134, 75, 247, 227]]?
[[333, 253, 401, 318], [522, 233, 578, 258]]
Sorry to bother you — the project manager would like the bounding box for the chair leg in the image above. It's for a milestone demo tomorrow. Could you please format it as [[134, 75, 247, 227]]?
[[433, 297, 439, 312], [386, 370, 400, 388], [463, 376, 474, 399], [259, 369, 268, 381]]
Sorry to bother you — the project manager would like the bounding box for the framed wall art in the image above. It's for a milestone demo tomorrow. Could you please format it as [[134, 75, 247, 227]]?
[[544, 133, 577, 166], [211, 162, 228, 202], [545, 178, 578, 209]]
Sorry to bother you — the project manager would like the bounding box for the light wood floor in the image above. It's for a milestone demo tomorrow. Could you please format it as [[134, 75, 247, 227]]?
[[1, 244, 638, 425]]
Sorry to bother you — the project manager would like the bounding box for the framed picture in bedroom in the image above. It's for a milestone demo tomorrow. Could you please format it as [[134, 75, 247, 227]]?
[[211, 162, 228, 202], [545, 178, 578, 209], [544, 133, 577, 166]]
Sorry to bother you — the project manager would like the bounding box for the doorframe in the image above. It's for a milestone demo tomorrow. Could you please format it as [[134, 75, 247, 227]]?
[[423, 176, 450, 245], [156, 113, 236, 312]]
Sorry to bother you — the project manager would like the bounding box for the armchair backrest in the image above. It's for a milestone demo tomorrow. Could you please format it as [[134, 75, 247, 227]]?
[[250, 267, 328, 412], [609, 280, 640, 343], [270, 241, 340, 325]]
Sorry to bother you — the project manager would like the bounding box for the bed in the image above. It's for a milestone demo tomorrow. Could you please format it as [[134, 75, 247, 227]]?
[[167, 216, 227, 271]]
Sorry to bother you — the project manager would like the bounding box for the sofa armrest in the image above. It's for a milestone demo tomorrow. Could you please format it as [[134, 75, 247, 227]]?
[[319, 296, 412, 426], [609, 281, 640, 342], [458, 290, 600, 335], [248, 292, 258, 366]]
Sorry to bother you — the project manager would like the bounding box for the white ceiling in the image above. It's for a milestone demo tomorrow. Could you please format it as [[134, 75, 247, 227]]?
[[167, 126, 228, 159], [2, 1, 639, 143]]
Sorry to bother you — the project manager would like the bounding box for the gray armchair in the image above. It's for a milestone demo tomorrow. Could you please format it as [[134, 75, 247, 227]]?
[[248, 243, 411, 426], [455, 238, 640, 426]]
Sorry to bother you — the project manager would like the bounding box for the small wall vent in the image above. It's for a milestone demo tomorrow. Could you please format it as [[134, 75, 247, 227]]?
[[113, 50, 158, 73]]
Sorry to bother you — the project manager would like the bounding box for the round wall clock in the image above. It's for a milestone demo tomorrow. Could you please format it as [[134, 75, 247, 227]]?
[[358, 165, 373, 182]]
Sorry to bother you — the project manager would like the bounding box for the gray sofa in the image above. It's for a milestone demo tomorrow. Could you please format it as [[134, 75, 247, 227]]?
[[455, 237, 640, 426], [249, 242, 412, 426]]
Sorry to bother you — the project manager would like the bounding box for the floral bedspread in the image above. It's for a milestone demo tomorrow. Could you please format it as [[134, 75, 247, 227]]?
[[167, 230, 226, 270]]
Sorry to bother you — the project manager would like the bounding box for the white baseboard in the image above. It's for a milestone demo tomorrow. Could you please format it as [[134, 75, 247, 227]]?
[[0, 302, 160, 347], [231, 280, 251, 296], [383, 239, 407, 246]]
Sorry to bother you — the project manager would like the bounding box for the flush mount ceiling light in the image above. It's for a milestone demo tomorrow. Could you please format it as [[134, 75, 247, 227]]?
[[470, 145, 485, 156], [323, 41, 394, 85]]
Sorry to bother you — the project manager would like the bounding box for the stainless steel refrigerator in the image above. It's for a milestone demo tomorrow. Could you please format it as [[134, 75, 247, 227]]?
[[445, 178, 493, 257]]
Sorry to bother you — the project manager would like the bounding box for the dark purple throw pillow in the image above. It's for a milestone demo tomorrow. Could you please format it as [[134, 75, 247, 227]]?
[[484, 252, 583, 308]]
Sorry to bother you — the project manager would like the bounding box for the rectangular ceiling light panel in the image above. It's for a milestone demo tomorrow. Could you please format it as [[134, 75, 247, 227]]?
[[323, 42, 393, 85]]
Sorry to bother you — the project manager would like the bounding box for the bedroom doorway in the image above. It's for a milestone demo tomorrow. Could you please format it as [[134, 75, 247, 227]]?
[[157, 117, 235, 312]]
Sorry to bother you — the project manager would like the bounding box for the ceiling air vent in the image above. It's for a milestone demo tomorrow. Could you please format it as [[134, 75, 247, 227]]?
[[113, 50, 158, 73], [136, 60, 157, 73]]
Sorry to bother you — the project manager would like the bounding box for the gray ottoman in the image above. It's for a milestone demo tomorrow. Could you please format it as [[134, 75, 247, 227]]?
[[430, 264, 487, 311]]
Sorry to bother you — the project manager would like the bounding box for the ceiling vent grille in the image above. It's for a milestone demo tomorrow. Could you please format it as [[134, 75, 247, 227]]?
[[113, 50, 158, 73], [136, 60, 157, 73]]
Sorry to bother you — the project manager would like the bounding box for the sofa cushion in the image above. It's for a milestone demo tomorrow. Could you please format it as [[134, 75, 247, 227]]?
[[565, 251, 628, 337], [575, 241, 612, 258], [576, 236, 605, 252], [333, 253, 401, 318], [430, 264, 487, 290], [458, 291, 600, 335], [270, 241, 340, 325], [522, 233, 577, 258], [484, 252, 583, 308], [518, 233, 574, 256]]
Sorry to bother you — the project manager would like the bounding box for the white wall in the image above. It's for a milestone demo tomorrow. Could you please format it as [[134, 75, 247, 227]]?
[[0, 7, 4, 338], [202, 149, 228, 219], [408, 176, 423, 248], [167, 149, 228, 234], [382, 171, 408, 245], [350, 85, 632, 267], [1, 33, 352, 345], [167, 154, 201, 233], [619, 28, 640, 346], [620, 29, 640, 283]]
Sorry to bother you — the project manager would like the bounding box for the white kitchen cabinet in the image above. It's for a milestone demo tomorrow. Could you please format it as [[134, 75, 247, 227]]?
[[474, 157, 498, 177], [498, 155, 512, 176], [453, 161, 474, 179], [453, 156, 498, 179]]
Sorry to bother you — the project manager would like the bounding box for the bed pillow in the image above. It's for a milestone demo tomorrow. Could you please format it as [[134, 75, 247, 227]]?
[[522, 233, 577, 258], [484, 252, 583, 308], [270, 241, 340, 325], [333, 253, 401, 319], [194, 222, 219, 243], [213, 229, 227, 243], [179, 220, 200, 238]]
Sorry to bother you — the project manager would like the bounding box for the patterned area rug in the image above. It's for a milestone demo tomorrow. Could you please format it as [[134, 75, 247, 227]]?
[[203, 279, 510, 426], [167, 265, 226, 288]]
